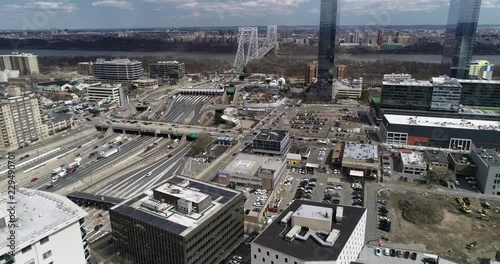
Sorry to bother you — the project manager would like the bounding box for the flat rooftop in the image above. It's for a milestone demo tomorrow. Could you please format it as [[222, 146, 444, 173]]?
[[431, 76, 460, 86], [401, 151, 427, 167], [458, 79, 500, 84], [343, 142, 378, 160], [255, 129, 288, 142], [111, 176, 240, 237], [473, 148, 500, 167], [384, 114, 500, 131], [95, 58, 141, 65], [222, 153, 283, 176], [382, 79, 432, 87], [450, 153, 475, 166], [253, 200, 366, 262], [424, 150, 448, 164], [155, 183, 210, 204], [0, 188, 87, 253]]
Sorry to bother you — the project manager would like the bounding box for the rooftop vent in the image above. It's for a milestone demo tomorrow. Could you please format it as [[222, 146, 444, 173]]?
[[335, 207, 344, 223], [170, 189, 181, 194]]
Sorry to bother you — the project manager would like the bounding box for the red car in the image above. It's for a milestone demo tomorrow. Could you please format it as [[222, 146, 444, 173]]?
[[31, 177, 39, 182], [383, 156, 389, 160]]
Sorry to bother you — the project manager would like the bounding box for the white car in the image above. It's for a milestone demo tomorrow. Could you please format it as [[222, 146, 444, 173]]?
[[145, 172, 152, 177], [334, 186, 342, 190], [375, 247, 381, 256], [383, 248, 390, 256]]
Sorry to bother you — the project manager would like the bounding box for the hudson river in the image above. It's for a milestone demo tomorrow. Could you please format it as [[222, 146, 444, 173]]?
[[1, 49, 500, 64]]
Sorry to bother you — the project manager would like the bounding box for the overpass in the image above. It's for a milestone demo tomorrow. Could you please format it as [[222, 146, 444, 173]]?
[[66, 191, 124, 209], [234, 25, 278, 71], [179, 88, 225, 95]]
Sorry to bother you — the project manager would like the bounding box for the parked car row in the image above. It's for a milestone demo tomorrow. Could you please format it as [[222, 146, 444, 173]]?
[[295, 178, 317, 200], [375, 247, 418, 260]]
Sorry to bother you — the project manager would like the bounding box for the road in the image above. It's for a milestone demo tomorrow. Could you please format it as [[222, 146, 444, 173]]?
[[27, 135, 155, 191], [93, 142, 193, 199]]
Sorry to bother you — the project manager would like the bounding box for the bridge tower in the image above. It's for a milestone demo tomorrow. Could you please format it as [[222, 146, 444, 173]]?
[[266, 25, 278, 48], [234, 27, 259, 71]]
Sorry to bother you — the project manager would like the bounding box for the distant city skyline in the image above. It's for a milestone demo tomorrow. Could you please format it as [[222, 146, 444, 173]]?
[[0, 0, 499, 30]]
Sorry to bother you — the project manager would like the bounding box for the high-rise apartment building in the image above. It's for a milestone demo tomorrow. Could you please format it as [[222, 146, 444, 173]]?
[[377, 28, 384, 45], [0, 94, 46, 151], [149, 61, 185, 80], [0, 52, 39, 75], [440, 0, 482, 79], [110, 176, 244, 264], [0, 188, 89, 264], [353, 30, 360, 44], [336, 65, 347, 79], [305, 61, 318, 85], [92, 59, 143, 81], [469, 60, 494, 80], [317, 0, 340, 89]]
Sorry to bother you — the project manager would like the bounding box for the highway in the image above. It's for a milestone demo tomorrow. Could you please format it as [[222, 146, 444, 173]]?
[[94, 142, 193, 199], [163, 95, 212, 123], [27, 135, 156, 191]]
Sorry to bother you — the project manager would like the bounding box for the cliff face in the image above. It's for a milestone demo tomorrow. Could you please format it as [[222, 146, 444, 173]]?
[[0, 37, 238, 53]]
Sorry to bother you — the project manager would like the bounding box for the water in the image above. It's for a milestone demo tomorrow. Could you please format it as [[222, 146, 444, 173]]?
[[1, 48, 500, 64]]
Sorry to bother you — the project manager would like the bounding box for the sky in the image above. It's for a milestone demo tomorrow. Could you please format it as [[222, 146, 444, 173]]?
[[0, 0, 499, 30]]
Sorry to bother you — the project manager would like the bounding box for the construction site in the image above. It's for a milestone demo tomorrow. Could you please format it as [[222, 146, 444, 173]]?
[[379, 189, 500, 263]]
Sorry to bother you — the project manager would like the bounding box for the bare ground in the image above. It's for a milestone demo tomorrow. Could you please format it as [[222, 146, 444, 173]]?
[[379, 190, 500, 263]]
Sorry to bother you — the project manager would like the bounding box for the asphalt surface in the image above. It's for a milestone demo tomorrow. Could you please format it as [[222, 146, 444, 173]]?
[[94, 142, 193, 199], [28, 135, 155, 191], [162, 95, 213, 124]]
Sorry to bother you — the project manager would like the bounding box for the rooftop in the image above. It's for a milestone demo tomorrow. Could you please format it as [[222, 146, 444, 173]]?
[[253, 200, 366, 262], [255, 129, 288, 142], [401, 151, 427, 167], [458, 79, 500, 84], [222, 153, 283, 176], [424, 150, 449, 164], [431, 76, 461, 86], [94, 58, 141, 65], [472, 148, 500, 167], [382, 79, 432, 87], [0, 188, 87, 254], [450, 153, 476, 166], [49, 113, 72, 123], [384, 114, 500, 131], [343, 142, 378, 160], [152, 61, 183, 65], [111, 176, 240, 237], [334, 78, 363, 90]]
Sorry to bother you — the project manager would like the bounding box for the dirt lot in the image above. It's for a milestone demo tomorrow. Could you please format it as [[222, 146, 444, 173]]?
[[379, 190, 500, 263]]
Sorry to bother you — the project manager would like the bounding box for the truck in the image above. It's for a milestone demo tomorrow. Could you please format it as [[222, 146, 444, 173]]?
[[66, 162, 80, 174], [98, 147, 121, 159], [58, 171, 67, 178], [52, 167, 63, 175]]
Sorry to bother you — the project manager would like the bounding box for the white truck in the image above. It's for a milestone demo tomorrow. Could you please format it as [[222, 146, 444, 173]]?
[[52, 167, 63, 175], [58, 171, 67, 178], [98, 147, 121, 159]]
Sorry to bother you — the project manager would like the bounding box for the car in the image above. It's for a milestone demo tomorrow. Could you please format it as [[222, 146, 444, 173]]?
[[403, 251, 410, 259], [233, 255, 243, 261], [383, 156, 389, 160], [309, 178, 317, 182], [334, 186, 342, 190], [229, 260, 240, 264], [45, 185, 54, 190], [389, 249, 396, 257], [31, 177, 38, 182], [77, 145, 82, 148], [332, 199, 340, 204], [410, 252, 417, 260], [374, 247, 381, 256], [377, 199, 388, 205], [145, 172, 152, 177], [396, 251, 402, 258], [422, 258, 437, 264], [383, 248, 390, 256]]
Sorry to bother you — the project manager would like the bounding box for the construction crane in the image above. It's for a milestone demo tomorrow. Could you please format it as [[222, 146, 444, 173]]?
[[467, 241, 478, 250]]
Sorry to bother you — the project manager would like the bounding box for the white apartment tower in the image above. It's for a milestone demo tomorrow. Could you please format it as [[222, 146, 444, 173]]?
[[0, 188, 89, 264], [0, 52, 40, 75]]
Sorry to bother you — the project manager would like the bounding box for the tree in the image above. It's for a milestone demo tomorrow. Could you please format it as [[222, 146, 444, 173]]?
[[192, 133, 212, 156], [426, 170, 446, 184]]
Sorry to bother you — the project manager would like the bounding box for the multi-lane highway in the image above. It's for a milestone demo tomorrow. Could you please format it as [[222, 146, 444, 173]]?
[[94, 142, 193, 199], [27, 135, 156, 191]]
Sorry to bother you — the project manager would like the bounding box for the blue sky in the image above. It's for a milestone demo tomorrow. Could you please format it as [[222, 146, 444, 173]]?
[[0, 0, 499, 30]]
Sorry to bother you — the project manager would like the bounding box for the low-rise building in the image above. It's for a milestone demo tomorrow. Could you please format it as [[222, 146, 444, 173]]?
[[251, 201, 366, 264], [341, 142, 379, 177], [0, 188, 89, 264], [424, 150, 449, 174], [131, 79, 159, 90], [149, 61, 185, 80], [219, 153, 286, 190], [253, 129, 291, 157], [86, 83, 128, 106], [470, 148, 500, 195], [333, 78, 363, 99], [286, 153, 301, 165], [110, 176, 244, 264], [46, 113, 73, 135], [448, 153, 477, 176], [77, 62, 93, 75], [399, 151, 427, 175]]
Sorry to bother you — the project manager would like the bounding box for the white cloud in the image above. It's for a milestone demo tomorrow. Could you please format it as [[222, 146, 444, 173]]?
[[92, 0, 133, 9], [5, 1, 77, 12]]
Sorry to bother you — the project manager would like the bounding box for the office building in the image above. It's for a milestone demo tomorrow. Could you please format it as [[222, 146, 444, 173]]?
[[77, 62, 93, 75], [252, 129, 291, 156], [440, 0, 482, 78], [317, 0, 340, 86], [131, 79, 159, 90], [110, 176, 244, 264], [383, 73, 413, 81], [379, 114, 500, 150], [333, 78, 362, 99], [424, 150, 449, 174], [46, 113, 73, 135], [251, 201, 366, 264], [341, 142, 379, 178], [336, 65, 347, 79], [219, 153, 286, 189], [86, 83, 128, 106], [458, 79, 500, 107], [92, 58, 143, 81], [305, 61, 318, 85], [0, 188, 89, 264], [449, 153, 477, 176], [398, 151, 427, 175], [483, 64, 495, 80], [380, 77, 461, 112], [470, 148, 500, 195], [469, 60, 491, 78], [0, 94, 46, 151], [377, 28, 384, 45], [0, 70, 20, 83], [0, 52, 40, 75], [149, 61, 185, 80]]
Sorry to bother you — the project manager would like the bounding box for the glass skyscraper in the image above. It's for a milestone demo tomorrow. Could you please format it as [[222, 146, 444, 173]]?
[[317, 0, 339, 90], [440, 0, 482, 79]]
